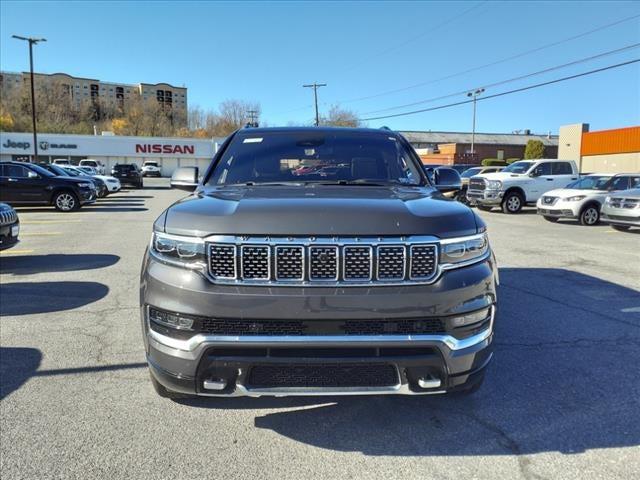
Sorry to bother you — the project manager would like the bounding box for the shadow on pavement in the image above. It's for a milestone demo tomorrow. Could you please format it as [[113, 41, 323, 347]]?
[[1, 254, 119, 275], [14, 206, 147, 213], [0, 281, 109, 316], [178, 268, 640, 459], [0, 347, 42, 400]]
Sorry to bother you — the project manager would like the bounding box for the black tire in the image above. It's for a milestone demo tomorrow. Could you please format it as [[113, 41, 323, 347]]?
[[579, 205, 600, 226], [612, 225, 631, 231], [476, 205, 493, 212], [454, 371, 485, 396], [137, 181, 144, 189], [543, 216, 559, 223], [501, 191, 524, 214], [53, 191, 80, 212], [149, 371, 192, 399]]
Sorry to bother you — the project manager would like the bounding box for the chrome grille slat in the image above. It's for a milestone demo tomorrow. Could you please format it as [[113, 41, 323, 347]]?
[[376, 246, 406, 280], [343, 246, 373, 281], [209, 245, 237, 279], [241, 245, 270, 280], [205, 237, 443, 286], [309, 246, 339, 281], [275, 246, 304, 280]]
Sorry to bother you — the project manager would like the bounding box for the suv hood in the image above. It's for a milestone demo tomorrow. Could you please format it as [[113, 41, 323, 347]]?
[[162, 185, 479, 238], [475, 172, 527, 181], [543, 188, 608, 199]]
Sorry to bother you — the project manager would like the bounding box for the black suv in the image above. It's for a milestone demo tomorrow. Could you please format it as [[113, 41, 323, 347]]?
[[38, 163, 108, 198], [112, 163, 143, 189], [142, 127, 497, 399], [0, 161, 97, 211]]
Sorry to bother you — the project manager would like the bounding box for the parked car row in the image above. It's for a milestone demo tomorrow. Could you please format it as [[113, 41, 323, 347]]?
[[0, 160, 148, 212], [459, 159, 638, 231]]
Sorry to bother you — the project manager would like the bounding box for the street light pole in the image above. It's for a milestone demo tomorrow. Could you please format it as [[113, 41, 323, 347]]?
[[303, 82, 327, 126], [12, 35, 46, 163], [466, 88, 484, 161]]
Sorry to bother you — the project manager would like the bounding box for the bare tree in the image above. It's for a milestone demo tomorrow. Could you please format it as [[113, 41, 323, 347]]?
[[321, 105, 362, 127]]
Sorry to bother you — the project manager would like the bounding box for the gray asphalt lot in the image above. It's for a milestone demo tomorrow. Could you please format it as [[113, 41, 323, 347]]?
[[1, 178, 639, 480]]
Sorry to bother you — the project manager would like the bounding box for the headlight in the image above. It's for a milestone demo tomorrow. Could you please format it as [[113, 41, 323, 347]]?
[[565, 195, 586, 201], [151, 232, 206, 267], [440, 232, 489, 266], [486, 180, 502, 190], [605, 196, 612, 204], [78, 182, 92, 188], [148, 307, 195, 331]]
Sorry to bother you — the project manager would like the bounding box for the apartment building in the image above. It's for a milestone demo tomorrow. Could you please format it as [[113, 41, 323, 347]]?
[[0, 71, 187, 124]]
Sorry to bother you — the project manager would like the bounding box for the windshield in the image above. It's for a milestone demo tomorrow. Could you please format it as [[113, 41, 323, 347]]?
[[503, 161, 534, 174], [28, 164, 55, 177], [207, 131, 424, 186], [145, 162, 158, 167], [461, 167, 483, 178], [566, 175, 612, 190], [47, 164, 69, 176]]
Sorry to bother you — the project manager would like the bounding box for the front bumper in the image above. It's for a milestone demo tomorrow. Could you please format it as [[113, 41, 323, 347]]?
[[79, 189, 97, 205], [141, 253, 498, 397], [0, 221, 20, 251], [106, 182, 121, 192], [601, 211, 640, 227], [466, 189, 503, 205]]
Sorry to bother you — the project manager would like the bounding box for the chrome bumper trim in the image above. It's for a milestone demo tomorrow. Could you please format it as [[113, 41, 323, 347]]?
[[147, 306, 495, 354]]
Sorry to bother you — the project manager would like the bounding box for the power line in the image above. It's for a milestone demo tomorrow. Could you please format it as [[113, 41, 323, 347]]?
[[361, 42, 640, 115], [336, 13, 640, 106], [339, 1, 488, 75], [358, 59, 640, 121]]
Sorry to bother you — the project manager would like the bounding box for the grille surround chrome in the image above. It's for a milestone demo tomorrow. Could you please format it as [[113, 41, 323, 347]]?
[[202, 235, 455, 287]]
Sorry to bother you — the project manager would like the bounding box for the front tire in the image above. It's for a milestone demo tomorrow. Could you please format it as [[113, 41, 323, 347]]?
[[579, 205, 600, 226], [612, 225, 631, 231], [502, 192, 524, 214], [149, 371, 191, 399], [53, 191, 79, 212]]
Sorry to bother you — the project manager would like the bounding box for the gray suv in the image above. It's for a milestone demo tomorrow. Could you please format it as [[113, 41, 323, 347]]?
[[140, 127, 498, 398]]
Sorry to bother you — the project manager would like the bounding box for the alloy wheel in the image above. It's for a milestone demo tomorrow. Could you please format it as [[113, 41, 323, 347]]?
[[582, 207, 599, 225], [56, 193, 76, 211]]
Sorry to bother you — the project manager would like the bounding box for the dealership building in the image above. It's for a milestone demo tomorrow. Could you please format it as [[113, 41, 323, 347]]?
[[0, 132, 224, 176]]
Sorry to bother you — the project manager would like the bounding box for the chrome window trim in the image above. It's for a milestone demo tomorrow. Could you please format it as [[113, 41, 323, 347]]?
[[240, 244, 271, 281], [375, 244, 406, 281], [342, 245, 373, 282], [308, 245, 340, 281], [274, 245, 305, 281]]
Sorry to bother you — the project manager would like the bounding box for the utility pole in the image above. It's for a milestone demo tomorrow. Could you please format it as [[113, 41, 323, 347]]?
[[466, 88, 485, 161], [303, 82, 327, 126], [247, 109, 259, 127], [12, 35, 46, 163]]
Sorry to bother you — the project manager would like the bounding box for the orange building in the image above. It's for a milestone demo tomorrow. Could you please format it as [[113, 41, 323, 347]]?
[[559, 124, 640, 173]]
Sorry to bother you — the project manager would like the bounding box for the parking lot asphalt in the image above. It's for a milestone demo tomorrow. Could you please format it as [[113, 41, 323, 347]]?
[[1, 178, 639, 480]]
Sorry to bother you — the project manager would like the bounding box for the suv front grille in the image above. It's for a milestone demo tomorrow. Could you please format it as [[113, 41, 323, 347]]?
[[206, 236, 440, 286], [0, 209, 18, 226], [469, 178, 486, 191]]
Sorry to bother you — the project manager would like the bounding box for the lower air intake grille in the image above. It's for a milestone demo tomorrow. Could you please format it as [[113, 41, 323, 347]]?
[[247, 363, 399, 388]]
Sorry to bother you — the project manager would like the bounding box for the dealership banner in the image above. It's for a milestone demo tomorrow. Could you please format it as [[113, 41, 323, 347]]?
[[0, 132, 222, 158]]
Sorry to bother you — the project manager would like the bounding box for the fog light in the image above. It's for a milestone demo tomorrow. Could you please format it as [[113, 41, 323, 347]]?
[[450, 307, 490, 327], [148, 307, 195, 330]]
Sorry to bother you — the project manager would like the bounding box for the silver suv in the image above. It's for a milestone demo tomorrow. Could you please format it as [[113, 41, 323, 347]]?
[[140, 127, 498, 398]]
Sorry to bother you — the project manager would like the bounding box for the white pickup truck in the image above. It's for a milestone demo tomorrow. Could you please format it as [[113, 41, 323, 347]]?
[[466, 159, 579, 214]]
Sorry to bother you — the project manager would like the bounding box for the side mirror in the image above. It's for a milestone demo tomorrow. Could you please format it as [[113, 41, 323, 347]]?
[[433, 168, 462, 194], [170, 166, 199, 191]]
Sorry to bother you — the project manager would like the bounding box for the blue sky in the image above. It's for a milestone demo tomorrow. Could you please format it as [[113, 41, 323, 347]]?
[[1, 1, 639, 134]]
